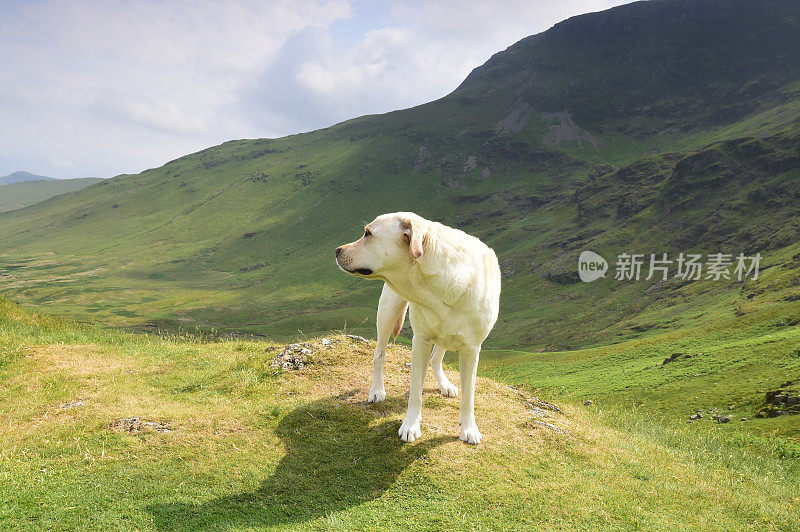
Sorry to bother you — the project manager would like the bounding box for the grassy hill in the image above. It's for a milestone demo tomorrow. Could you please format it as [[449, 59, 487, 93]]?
[[0, 178, 104, 213], [1, 301, 798, 530], [0, 0, 798, 354]]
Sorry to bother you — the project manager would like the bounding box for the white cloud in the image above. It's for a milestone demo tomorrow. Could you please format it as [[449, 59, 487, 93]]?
[[0, 0, 632, 179], [0, 0, 352, 178], [242, 0, 631, 136]]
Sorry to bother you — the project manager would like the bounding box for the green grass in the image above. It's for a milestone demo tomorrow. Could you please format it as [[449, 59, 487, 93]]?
[[1, 300, 798, 530], [0, 178, 103, 213], [482, 319, 800, 440]]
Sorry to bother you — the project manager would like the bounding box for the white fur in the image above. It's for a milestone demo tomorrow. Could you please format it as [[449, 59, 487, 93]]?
[[370, 284, 459, 403], [336, 212, 501, 444]]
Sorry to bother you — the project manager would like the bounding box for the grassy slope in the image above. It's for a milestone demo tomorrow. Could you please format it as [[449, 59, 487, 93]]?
[[475, 240, 800, 434], [0, 178, 104, 213], [1, 301, 798, 530], [0, 0, 798, 350], [0, 97, 797, 349]]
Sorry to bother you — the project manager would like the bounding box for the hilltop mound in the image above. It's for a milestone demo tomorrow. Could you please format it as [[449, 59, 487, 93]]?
[[1, 301, 797, 529]]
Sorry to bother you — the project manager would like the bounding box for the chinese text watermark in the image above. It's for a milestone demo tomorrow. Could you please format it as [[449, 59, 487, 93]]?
[[578, 251, 761, 283]]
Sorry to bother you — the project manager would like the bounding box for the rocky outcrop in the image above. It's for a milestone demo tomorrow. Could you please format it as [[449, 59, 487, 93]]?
[[757, 379, 800, 417]]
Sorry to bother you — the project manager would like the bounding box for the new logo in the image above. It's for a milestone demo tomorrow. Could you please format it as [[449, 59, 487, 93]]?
[[578, 251, 608, 282]]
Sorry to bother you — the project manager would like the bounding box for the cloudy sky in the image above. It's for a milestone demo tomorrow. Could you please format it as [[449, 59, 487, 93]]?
[[0, 0, 631, 179]]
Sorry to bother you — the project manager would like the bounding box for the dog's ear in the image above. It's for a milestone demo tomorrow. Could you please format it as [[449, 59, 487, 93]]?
[[400, 217, 427, 260]]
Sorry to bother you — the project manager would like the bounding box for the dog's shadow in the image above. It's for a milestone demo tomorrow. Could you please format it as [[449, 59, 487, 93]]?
[[147, 393, 448, 529]]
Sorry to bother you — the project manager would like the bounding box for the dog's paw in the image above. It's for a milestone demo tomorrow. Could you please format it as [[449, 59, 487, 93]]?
[[398, 419, 421, 442], [368, 388, 386, 403], [438, 381, 459, 398], [460, 424, 482, 445]]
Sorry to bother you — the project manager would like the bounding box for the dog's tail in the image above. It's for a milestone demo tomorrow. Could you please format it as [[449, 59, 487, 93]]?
[[393, 302, 408, 339]]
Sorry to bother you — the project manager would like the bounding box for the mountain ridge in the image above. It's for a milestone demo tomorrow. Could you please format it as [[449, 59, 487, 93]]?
[[0, 170, 57, 185]]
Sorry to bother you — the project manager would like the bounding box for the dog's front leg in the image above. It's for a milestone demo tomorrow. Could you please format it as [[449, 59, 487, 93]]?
[[458, 345, 482, 444], [398, 335, 432, 442], [370, 284, 407, 403], [369, 344, 387, 403]]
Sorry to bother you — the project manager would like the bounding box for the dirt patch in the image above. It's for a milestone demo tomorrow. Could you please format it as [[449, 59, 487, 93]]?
[[110, 417, 171, 434]]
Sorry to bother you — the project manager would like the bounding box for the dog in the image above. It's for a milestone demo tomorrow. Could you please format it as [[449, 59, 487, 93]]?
[[335, 212, 501, 444]]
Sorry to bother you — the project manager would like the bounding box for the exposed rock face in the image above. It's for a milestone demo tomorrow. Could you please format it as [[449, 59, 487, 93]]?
[[757, 379, 800, 417], [662, 352, 700, 365], [495, 100, 532, 135], [541, 111, 600, 150], [412, 146, 429, 172], [463, 155, 478, 173], [545, 252, 581, 285]]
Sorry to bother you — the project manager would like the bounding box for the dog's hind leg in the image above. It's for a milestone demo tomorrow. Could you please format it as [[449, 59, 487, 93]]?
[[430, 344, 459, 397], [370, 283, 408, 403]]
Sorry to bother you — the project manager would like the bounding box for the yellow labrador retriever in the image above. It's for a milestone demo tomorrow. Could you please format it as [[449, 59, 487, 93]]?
[[335, 212, 501, 444]]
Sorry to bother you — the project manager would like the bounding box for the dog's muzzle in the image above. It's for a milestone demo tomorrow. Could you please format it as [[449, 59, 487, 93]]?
[[335, 247, 373, 276]]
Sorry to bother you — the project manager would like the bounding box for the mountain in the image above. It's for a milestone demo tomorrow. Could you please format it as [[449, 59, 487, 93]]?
[[0, 0, 798, 352], [457, 0, 800, 136], [0, 170, 56, 185], [0, 177, 104, 213]]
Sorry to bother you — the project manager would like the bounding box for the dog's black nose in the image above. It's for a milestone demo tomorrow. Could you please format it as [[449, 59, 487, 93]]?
[[335, 246, 342, 257]]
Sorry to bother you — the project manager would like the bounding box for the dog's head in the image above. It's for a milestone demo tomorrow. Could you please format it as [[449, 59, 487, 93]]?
[[335, 212, 429, 279]]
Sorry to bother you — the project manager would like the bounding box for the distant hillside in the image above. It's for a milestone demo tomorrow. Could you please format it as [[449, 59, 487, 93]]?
[[0, 171, 56, 185], [0, 178, 104, 213], [0, 0, 798, 350]]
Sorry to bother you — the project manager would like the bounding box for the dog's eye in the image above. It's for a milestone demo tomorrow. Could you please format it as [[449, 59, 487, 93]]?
[[364, 229, 371, 237]]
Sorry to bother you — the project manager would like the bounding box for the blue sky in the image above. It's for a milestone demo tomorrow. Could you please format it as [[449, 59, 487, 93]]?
[[0, 0, 631, 179]]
